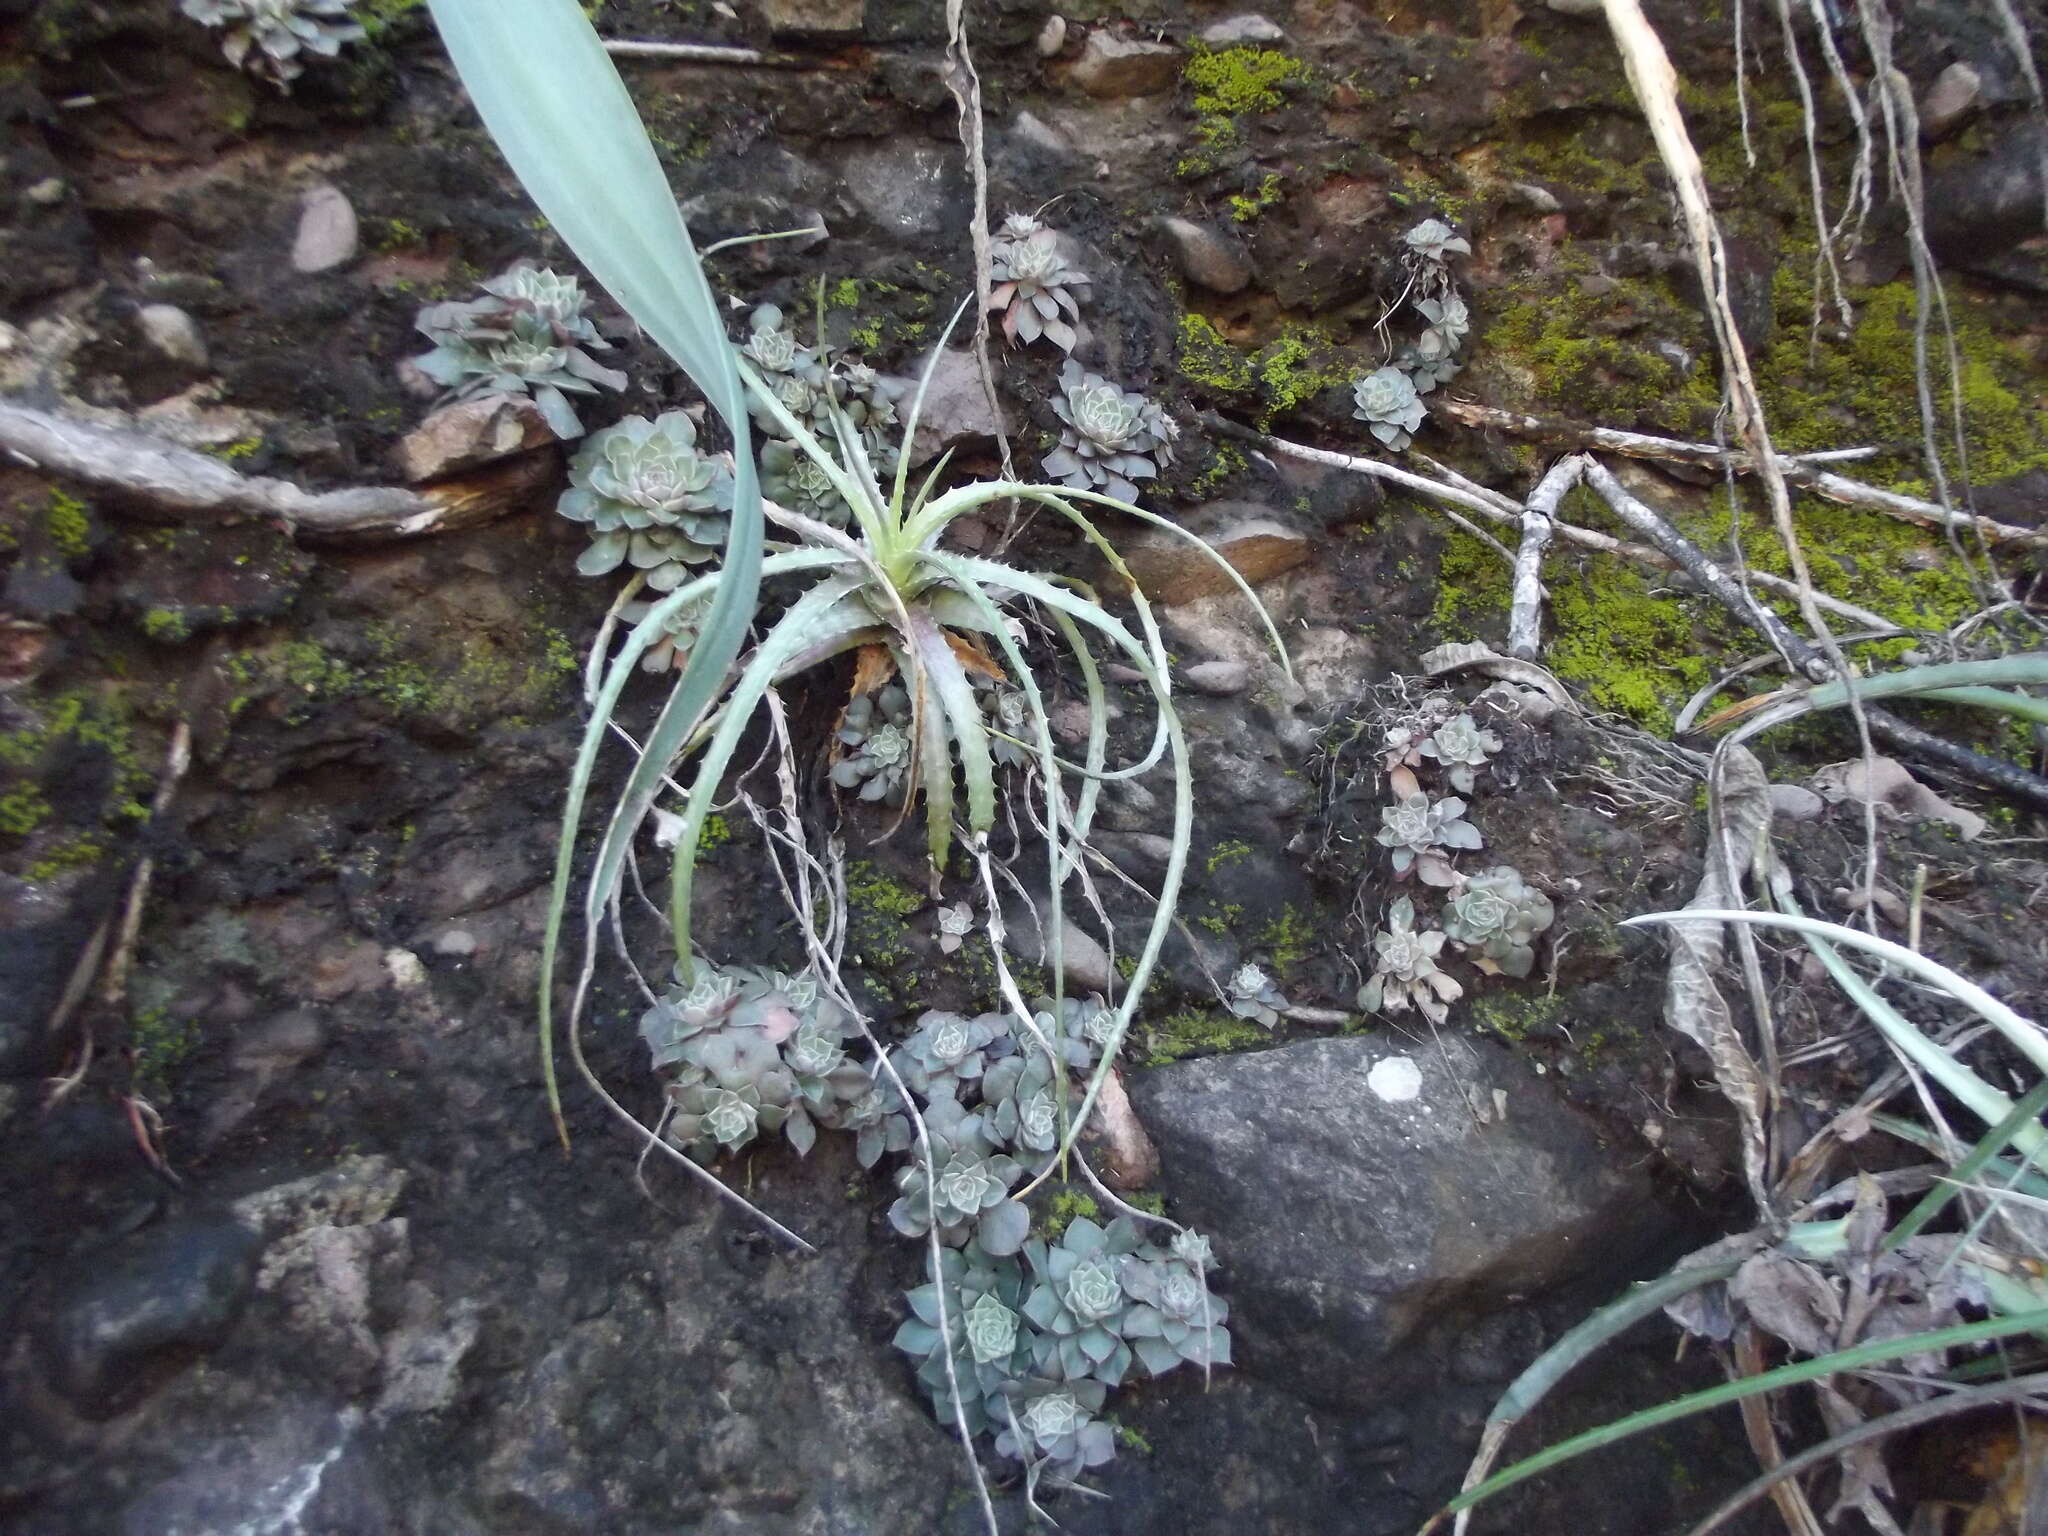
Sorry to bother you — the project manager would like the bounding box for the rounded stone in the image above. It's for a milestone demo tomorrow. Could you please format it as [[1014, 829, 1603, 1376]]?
[[1160, 216, 1253, 295], [1183, 659, 1251, 696], [291, 184, 359, 274], [135, 304, 209, 370], [1768, 783, 1826, 822]]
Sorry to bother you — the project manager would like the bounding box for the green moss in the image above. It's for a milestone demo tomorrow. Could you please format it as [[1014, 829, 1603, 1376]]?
[[845, 858, 923, 987], [1204, 838, 1253, 874], [43, 491, 91, 559], [1258, 904, 1314, 974], [699, 813, 732, 852], [1141, 1008, 1268, 1065], [1039, 1189, 1100, 1239], [1481, 273, 1719, 430], [204, 435, 264, 462], [131, 1003, 201, 1096], [1757, 276, 2048, 485], [141, 608, 193, 644], [1111, 1419, 1155, 1454], [1183, 439, 1248, 497], [1184, 44, 1311, 116], [1252, 329, 1351, 423], [1229, 171, 1286, 224], [0, 786, 51, 836], [26, 832, 103, 881], [1176, 313, 1257, 396], [1124, 1191, 1167, 1216], [1467, 990, 1565, 1043]]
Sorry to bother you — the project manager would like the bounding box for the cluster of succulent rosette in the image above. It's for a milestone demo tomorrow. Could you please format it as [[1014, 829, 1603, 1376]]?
[[1350, 218, 1473, 452], [1354, 700, 1557, 1024], [640, 964, 1232, 1487]]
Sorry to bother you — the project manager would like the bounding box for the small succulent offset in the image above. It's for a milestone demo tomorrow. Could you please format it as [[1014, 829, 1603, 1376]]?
[[887, 1105, 1029, 1255], [1043, 361, 1179, 504], [935, 900, 975, 955], [1119, 1235, 1231, 1375], [831, 684, 915, 806], [989, 213, 1091, 353], [738, 303, 813, 377], [1404, 294, 1470, 394], [181, 0, 364, 89], [412, 266, 627, 438], [1377, 791, 1483, 886], [892, 1008, 1009, 1102], [979, 681, 1034, 769], [1352, 366, 1427, 452], [1020, 1216, 1147, 1386], [1442, 866, 1556, 979], [1224, 962, 1287, 1028], [759, 438, 851, 529], [1419, 712, 1502, 793], [1358, 895, 1463, 1024], [994, 1378, 1116, 1485], [617, 591, 710, 674], [1402, 217, 1472, 269], [638, 960, 866, 1160], [556, 411, 734, 589]]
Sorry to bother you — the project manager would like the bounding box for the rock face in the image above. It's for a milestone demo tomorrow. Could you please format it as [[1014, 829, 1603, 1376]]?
[[393, 395, 558, 482], [1129, 1036, 1665, 1408], [1069, 31, 1182, 98]]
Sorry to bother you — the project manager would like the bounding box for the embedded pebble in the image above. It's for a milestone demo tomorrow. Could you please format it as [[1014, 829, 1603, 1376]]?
[[1367, 1055, 1424, 1103], [135, 304, 209, 369], [291, 184, 360, 274], [1200, 13, 1284, 43], [1036, 14, 1067, 55], [1183, 659, 1251, 696]]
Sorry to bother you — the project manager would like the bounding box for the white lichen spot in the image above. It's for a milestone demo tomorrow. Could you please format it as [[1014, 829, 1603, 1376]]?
[[1366, 1054, 1423, 1103], [383, 948, 428, 991]]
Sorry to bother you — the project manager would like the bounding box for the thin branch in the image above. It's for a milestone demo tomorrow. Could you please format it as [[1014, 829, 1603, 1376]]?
[[601, 39, 813, 67], [1434, 398, 2046, 548], [1508, 457, 1581, 660], [0, 400, 553, 545]]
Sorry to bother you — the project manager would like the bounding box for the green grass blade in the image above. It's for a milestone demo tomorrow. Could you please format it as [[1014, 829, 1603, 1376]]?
[[1911, 685, 2048, 725], [1794, 655, 2048, 712], [666, 582, 869, 961], [1887, 1078, 2048, 1249], [1434, 1307, 2048, 1523]]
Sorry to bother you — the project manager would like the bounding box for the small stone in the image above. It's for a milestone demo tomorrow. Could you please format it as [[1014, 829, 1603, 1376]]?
[[24, 176, 67, 206], [1200, 12, 1284, 43], [839, 141, 967, 238], [1036, 14, 1067, 55], [1099, 831, 1175, 876], [1920, 61, 1982, 141], [135, 303, 209, 369], [759, 0, 864, 38], [1767, 783, 1825, 822], [1544, 0, 1605, 14], [431, 927, 479, 958], [1366, 1054, 1423, 1103], [1160, 216, 1252, 295], [384, 948, 428, 991], [899, 347, 1009, 465], [1508, 181, 1563, 214], [394, 395, 557, 482], [291, 184, 359, 274], [1121, 517, 1311, 605], [1183, 659, 1251, 696], [34, 1212, 264, 1419], [1069, 30, 1181, 99]]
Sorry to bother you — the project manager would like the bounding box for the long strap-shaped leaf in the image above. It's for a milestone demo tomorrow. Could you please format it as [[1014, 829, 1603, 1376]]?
[[425, 0, 770, 1145]]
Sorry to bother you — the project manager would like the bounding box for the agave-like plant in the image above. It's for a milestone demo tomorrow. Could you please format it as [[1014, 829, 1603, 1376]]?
[[989, 214, 1091, 353], [428, 0, 1285, 1502], [181, 0, 365, 89]]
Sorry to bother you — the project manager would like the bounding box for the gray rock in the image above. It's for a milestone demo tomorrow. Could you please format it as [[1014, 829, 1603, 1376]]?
[[393, 394, 558, 482], [34, 1212, 264, 1419], [291, 184, 359, 274], [1544, 0, 1605, 14], [1121, 514, 1310, 605], [1200, 12, 1284, 43], [1129, 1035, 1658, 1408], [1036, 13, 1067, 55], [1002, 900, 1115, 993], [900, 347, 1009, 465], [1183, 659, 1251, 696], [759, 0, 864, 38], [1069, 30, 1181, 99], [1160, 215, 1253, 294], [135, 304, 209, 370], [1509, 181, 1564, 214], [1920, 61, 1982, 140], [1768, 783, 1825, 822], [838, 142, 968, 238]]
